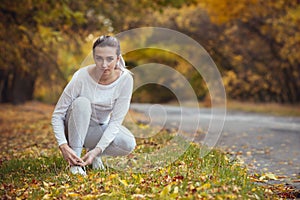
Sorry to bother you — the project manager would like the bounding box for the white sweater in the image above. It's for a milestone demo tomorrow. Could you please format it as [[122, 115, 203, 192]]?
[[51, 65, 133, 151]]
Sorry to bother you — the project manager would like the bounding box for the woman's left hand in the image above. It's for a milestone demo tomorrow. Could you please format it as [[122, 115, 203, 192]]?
[[82, 147, 102, 166]]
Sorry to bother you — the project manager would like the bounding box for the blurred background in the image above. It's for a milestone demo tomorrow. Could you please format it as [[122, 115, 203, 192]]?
[[1, 0, 299, 106]]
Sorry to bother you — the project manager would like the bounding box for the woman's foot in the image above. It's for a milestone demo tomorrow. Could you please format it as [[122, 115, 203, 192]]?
[[92, 156, 105, 170], [70, 166, 87, 176]]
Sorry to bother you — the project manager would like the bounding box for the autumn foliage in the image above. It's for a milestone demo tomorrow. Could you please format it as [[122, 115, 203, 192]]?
[[1, 0, 299, 104]]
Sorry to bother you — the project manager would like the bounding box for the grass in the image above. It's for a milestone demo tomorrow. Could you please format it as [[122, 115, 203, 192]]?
[[225, 100, 300, 117], [0, 101, 295, 199], [0, 143, 267, 199]]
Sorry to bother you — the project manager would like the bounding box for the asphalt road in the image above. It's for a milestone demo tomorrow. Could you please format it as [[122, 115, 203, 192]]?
[[130, 103, 300, 187]]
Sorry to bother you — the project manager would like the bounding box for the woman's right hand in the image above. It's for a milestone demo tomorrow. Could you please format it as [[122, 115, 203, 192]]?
[[59, 144, 84, 166]]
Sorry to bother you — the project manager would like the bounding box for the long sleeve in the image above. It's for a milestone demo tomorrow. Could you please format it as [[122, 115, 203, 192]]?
[[96, 73, 133, 151], [51, 71, 81, 146]]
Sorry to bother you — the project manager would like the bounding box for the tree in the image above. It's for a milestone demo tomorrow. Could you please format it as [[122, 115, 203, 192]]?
[[139, 0, 300, 103], [0, 0, 195, 104], [199, 0, 300, 103], [0, 1, 90, 103]]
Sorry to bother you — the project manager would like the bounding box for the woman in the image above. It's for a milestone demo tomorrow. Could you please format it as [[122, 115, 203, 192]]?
[[52, 35, 136, 176]]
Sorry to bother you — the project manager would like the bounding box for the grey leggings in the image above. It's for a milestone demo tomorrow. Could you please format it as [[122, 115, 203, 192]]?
[[65, 97, 136, 157]]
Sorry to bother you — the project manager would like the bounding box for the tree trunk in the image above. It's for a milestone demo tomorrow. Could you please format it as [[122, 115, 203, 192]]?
[[0, 69, 13, 103], [12, 68, 36, 104], [0, 68, 36, 104]]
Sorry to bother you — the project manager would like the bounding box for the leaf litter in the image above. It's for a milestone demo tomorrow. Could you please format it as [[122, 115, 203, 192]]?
[[0, 102, 299, 199]]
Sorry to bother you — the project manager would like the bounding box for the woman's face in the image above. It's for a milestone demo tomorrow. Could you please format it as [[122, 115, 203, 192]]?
[[93, 46, 119, 77]]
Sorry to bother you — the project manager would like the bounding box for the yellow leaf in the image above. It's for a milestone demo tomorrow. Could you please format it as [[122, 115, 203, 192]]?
[[200, 183, 211, 190], [160, 184, 172, 197], [132, 194, 145, 199], [82, 194, 99, 199], [108, 174, 118, 180], [68, 192, 80, 197], [132, 173, 138, 179], [119, 179, 128, 187], [173, 186, 179, 194], [264, 173, 278, 180], [135, 187, 141, 193], [43, 181, 49, 187], [42, 194, 52, 200]]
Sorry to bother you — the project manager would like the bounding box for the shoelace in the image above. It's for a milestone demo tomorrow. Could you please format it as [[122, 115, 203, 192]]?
[[82, 166, 86, 173]]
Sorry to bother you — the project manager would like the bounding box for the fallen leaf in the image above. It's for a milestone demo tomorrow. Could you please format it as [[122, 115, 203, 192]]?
[[119, 179, 128, 187], [259, 173, 278, 181], [160, 184, 172, 197]]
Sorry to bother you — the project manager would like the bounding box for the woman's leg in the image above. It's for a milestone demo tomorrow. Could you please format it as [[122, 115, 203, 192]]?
[[65, 97, 92, 158], [102, 126, 136, 156], [84, 124, 136, 157]]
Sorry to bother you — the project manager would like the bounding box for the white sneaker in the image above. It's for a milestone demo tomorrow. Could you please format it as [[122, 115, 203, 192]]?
[[70, 166, 87, 176], [92, 156, 105, 170]]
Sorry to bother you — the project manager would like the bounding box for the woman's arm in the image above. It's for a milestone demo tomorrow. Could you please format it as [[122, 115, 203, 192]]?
[[51, 71, 81, 146], [51, 71, 85, 165], [96, 73, 133, 152]]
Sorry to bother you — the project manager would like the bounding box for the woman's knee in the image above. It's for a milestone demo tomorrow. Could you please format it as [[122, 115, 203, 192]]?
[[71, 97, 91, 114], [120, 127, 136, 153], [125, 136, 136, 153], [112, 134, 136, 156]]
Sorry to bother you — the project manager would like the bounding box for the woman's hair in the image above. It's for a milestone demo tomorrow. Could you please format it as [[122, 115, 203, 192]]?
[[92, 35, 121, 56]]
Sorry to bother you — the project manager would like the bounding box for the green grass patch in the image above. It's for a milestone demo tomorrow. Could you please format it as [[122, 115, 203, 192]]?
[[0, 142, 270, 199]]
